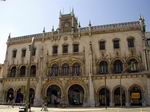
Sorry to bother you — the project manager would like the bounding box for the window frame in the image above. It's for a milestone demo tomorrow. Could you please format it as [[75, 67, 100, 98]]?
[[113, 39, 120, 49], [73, 43, 79, 53], [52, 45, 58, 55], [12, 49, 17, 58], [127, 38, 135, 48], [21, 49, 26, 57], [99, 41, 106, 50], [62, 44, 68, 54]]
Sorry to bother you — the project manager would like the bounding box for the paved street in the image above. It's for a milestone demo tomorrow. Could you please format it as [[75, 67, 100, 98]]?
[[0, 105, 150, 112]]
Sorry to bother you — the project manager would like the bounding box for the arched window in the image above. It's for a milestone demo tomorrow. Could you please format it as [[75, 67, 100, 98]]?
[[99, 61, 108, 74], [62, 63, 69, 75], [113, 60, 123, 73], [128, 59, 138, 72], [10, 66, 16, 77], [20, 66, 26, 77], [31, 65, 36, 76], [72, 63, 80, 76], [51, 64, 59, 76]]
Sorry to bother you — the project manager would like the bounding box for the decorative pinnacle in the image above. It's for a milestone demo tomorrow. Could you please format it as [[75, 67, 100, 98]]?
[[52, 26, 54, 32], [89, 20, 91, 27], [59, 10, 62, 17], [43, 27, 45, 33], [8, 33, 11, 39], [71, 8, 74, 16], [78, 22, 81, 28]]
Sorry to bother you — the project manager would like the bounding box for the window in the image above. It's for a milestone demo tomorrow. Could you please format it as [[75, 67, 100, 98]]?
[[99, 61, 108, 74], [10, 67, 16, 77], [73, 44, 79, 53], [52, 45, 58, 55], [63, 45, 68, 54], [20, 66, 26, 77], [113, 60, 123, 73], [31, 65, 36, 76], [72, 63, 80, 76], [32, 47, 36, 56], [12, 50, 17, 58], [128, 59, 138, 72], [22, 49, 26, 57], [127, 38, 134, 48], [50, 64, 59, 76], [99, 41, 105, 50], [62, 63, 69, 75], [113, 40, 120, 49]]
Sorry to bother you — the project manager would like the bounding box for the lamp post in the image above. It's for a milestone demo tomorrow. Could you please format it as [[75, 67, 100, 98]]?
[[119, 62, 134, 107], [104, 74, 107, 109], [25, 37, 35, 112]]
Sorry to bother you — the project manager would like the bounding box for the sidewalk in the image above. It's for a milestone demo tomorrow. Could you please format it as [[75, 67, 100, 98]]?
[[0, 105, 150, 112]]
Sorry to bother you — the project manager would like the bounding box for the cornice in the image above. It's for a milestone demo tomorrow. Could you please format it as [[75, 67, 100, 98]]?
[[7, 21, 141, 45]]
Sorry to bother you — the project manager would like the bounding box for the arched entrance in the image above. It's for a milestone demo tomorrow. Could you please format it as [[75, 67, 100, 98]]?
[[129, 85, 142, 106], [6, 88, 14, 103], [99, 88, 110, 106], [47, 85, 61, 106], [68, 84, 84, 106], [15, 88, 24, 103], [29, 88, 35, 105], [114, 87, 126, 106]]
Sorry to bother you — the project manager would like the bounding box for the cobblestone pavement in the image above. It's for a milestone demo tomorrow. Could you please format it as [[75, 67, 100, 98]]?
[[0, 105, 150, 112]]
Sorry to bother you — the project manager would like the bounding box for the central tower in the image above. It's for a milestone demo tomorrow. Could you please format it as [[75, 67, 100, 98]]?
[[59, 10, 78, 33]]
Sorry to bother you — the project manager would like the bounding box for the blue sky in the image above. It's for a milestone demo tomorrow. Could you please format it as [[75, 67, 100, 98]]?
[[0, 0, 150, 63]]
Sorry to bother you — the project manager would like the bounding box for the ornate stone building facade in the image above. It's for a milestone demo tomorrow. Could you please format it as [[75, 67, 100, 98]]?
[[1, 11, 150, 107]]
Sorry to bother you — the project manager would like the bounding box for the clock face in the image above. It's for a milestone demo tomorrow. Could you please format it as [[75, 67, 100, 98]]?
[[64, 22, 70, 27]]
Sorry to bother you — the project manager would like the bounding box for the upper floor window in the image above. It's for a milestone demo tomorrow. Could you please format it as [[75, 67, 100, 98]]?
[[10, 66, 16, 77], [63, 45, 68, 54], [73, 44, 79, 53], [113, 60, 123, 73], [127, 38, 134, 48], [99, 61, 108, 74], [31, 65, 36, 77], [99, 41, 105, 50], [113, 39, 120, 49], [52, 45, 58, 55], [20, 66, 26, 77], [62, 63, 69, 75], [12, 49, 17, 58], [31, 47, 36, 56], [22, 49, 26, 57], [72, 63, 80, 76], [128, 59, 138, 72], [50, 64, 59, 76]]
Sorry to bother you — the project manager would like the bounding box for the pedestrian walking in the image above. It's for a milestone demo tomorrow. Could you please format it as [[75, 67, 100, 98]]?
[[41, 101, 48, 111]]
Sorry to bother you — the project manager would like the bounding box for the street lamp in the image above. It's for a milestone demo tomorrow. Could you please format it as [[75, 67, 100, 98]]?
[[104, 74, 107, 109], [120, 62, 134, 107], [25, 37, 35, 112]]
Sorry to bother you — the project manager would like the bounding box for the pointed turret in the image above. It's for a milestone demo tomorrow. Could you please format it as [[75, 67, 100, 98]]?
[[139, 15, 146, 32], [89, 20, 92, 36], [8, 33, 11, 40], [43, 27, 45, 33], [52, 26, 54, 32], [59, 10, 62, 17], [71, 8, 74, 16]]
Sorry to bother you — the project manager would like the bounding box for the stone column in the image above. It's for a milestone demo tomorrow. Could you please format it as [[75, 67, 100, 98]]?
[[147, 78, 150, 106], [125, 90, 130, 107], [0, 82, 3, 102], [142, 88, 147, 106], [34, 77, 43, 106], [110, 91, 114, 106]]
